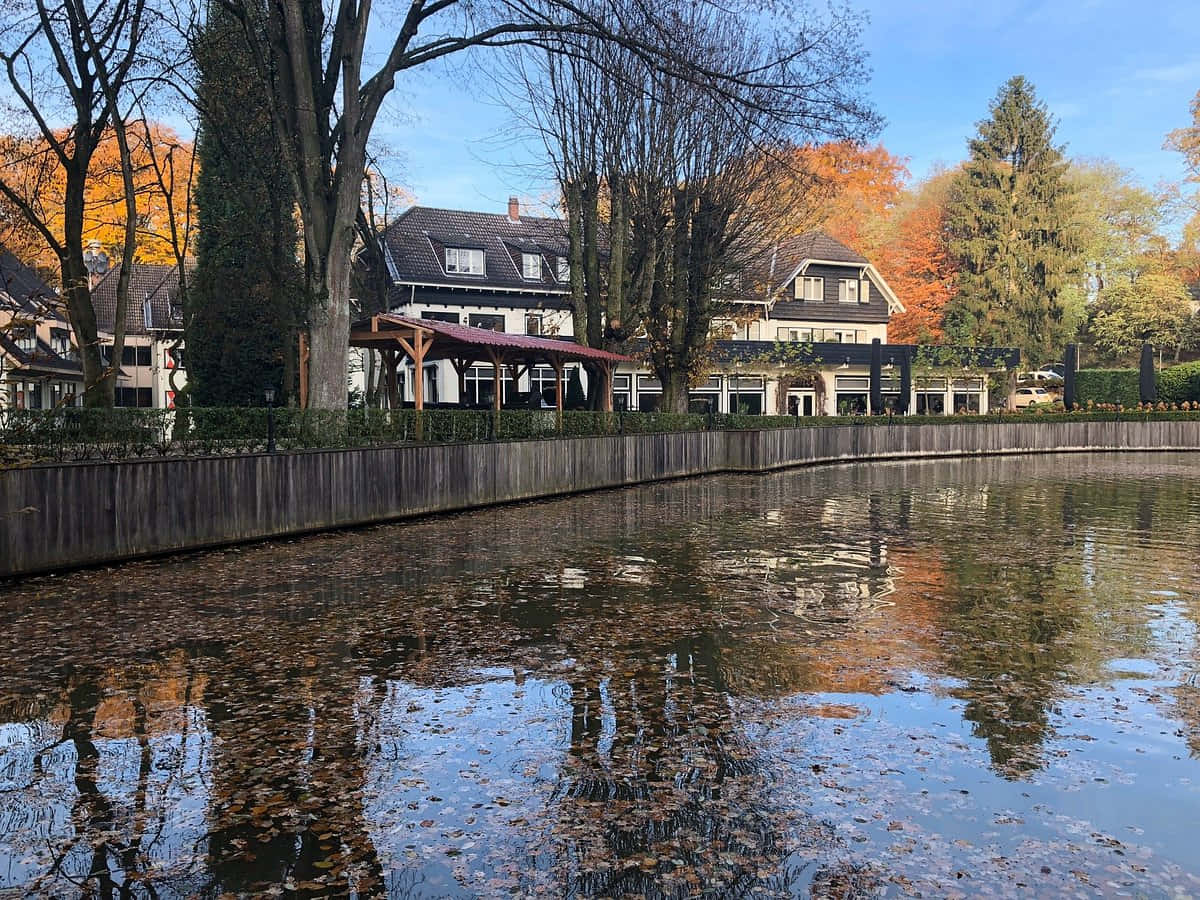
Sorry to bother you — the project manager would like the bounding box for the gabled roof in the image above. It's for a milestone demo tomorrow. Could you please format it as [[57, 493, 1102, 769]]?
[[763, 231, 904, 314], [0, 331, 83, 377], [0, 246, 64, 321], [379, 206, 571, 294], [91, 261, 190, 334]]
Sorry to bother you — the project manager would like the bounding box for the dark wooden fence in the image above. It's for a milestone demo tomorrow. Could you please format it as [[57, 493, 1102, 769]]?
[[4, 420, 1199, 578]]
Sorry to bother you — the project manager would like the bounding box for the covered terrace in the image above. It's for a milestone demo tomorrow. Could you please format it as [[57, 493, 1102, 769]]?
[[341, 313, 632, 416]]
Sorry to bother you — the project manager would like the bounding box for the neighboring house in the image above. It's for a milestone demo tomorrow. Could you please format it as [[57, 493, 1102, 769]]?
[[90, 262, 189, 408], [370, 199, 1018, 414], [0, 248, 83, 409]]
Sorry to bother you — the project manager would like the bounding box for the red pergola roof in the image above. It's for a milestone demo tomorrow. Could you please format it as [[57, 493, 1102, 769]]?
[[351, 313, 633, 365]]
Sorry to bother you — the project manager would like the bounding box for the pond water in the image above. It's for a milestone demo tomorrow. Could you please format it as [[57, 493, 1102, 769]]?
[[2, 453, 1200, 897]]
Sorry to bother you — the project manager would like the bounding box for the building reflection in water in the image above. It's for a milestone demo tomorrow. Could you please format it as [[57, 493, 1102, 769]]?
[[0, 454, 1198, 895]]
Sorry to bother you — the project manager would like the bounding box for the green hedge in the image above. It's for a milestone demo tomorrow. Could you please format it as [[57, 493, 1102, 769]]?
[[1076, 363, 1200, 407], [6, 406, 1200, 466], [1156, 361, 1200, 405], [1076, 369, 1140, 407]]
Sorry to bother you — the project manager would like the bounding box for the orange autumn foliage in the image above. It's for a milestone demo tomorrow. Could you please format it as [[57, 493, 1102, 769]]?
[[779, 141, 959, 343], [0, 121, 193, 279], [793, 141, 908, 259], [880, 197, 956, 343]]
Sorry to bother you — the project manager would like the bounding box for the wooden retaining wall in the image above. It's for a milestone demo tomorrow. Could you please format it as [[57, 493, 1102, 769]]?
[[3, 420, 1199, 578]]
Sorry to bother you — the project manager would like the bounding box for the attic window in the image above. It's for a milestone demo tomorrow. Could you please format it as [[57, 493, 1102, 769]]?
[[795, 276, 822, 301], [556, 257, 570, 282], [522, 252, 542, 280], [445, 247, 485, 275], [838, 278, 859, 303]]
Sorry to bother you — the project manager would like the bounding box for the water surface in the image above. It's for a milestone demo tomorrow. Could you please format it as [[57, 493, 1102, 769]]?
[[2, 453, 1200, 897]]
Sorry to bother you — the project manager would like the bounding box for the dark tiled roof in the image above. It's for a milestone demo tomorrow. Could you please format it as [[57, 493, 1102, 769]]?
[[380, 206, 571, 294], [0, 332, 82, 376], [762, 231, 868, 297], [91, 262, 190, 334], [0, 247, 63, 320]]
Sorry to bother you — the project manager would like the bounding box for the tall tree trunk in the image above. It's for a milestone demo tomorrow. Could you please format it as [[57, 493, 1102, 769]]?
[[61, 165, 114, 407], [660, 371, 689, 413]]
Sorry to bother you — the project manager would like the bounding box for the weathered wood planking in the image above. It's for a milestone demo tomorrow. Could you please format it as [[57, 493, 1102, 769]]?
[[3, 420, 1199, 578]]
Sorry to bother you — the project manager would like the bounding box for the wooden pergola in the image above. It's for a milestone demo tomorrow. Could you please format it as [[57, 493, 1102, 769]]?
[[334, 313, 632, 416]]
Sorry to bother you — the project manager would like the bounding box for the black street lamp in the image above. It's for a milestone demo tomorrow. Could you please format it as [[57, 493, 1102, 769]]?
[[265, 387, 276, 453]]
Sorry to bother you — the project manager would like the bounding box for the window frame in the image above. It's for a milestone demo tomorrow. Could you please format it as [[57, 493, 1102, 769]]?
[[445, 247, 485, 275], [838, 278, 859, 303], [794, 275, 823, 301], [521, 252, 542, 280]]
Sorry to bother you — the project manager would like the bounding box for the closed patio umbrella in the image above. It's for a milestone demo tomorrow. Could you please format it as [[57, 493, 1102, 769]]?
[[1139, 343, 1156, 405]]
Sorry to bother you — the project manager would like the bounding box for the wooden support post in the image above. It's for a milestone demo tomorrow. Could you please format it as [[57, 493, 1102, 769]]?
[[411, 332, 426, 412], [485, 348, 505, 436]]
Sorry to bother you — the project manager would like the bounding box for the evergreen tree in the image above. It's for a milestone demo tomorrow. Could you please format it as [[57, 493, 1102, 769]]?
[[188, 8, 303, 407], [945, 76, 1083, 363]]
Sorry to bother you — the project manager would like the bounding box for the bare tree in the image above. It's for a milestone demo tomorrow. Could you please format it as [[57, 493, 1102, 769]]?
[[513, 0, 876, 411], [0, 0, 151, 406], [219, 0, 866, 409]]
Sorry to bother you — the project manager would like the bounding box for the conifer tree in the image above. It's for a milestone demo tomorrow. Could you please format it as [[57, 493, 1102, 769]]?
[[188, 8, 303, 407], [945, 76, 1082, 363]]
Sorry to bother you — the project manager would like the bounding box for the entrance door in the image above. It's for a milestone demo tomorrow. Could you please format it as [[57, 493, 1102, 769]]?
[[787, 391, 815, 416]]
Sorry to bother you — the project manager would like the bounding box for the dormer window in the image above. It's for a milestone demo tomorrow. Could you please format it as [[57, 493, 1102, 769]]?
[[14, 327, 35, 353], [50, 328, 70, 356], [522, 252, 542, 280], [445, 247, 484, 275], [838, 278, 859, 303], [556, 256, 570, 282], [795, 276, 823, 301]]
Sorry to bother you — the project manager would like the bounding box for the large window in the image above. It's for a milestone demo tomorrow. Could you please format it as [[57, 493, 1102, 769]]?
[[915, 377, 947, 415], [838, 279, 859, 303], [794, 276, 823, 301], [728, 376, 764, 415], [952, 377, 984, 414], [525, 313, 543, 336], [688, 375, 722, 414], [445, 247, 485, 275], [468, 313, 505, 332], [421, 310, 460, 324], [115, 387, 153, 407], [611, 374, 631, 411], [50, 328, 71, 357], [522, 252, 542, 280], [529, 366, 559, 405], [637, 375, 662, 412], [777, 327, 813, 342], [13, 327, 35, 353]]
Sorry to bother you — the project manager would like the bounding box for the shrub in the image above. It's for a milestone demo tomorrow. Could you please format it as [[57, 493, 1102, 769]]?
[[1156, 361, 1200, 405], [1076, 369, 1139, 407]]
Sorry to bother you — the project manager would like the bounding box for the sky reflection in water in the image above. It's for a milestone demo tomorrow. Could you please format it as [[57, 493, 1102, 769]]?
[[2, 453, 1200, 897]]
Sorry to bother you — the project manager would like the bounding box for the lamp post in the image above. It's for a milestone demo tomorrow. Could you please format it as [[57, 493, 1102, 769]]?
[[265, 387, 276, 453]]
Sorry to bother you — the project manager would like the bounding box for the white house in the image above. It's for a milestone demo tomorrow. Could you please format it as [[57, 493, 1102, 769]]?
[[367, 199, 1018, 416]]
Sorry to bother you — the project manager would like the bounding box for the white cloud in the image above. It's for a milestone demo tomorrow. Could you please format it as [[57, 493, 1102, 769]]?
[[1134, 60, 1200, 83]]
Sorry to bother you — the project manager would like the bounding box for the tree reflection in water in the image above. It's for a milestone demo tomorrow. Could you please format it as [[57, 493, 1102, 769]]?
[[0, 454, 1199, 896]]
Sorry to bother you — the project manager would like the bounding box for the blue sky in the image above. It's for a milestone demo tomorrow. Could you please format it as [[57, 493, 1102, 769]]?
[[382, 0, 1200, 217]]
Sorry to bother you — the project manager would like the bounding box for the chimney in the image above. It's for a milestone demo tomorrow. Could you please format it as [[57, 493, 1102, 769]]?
[[507, 196, 520, 222]]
